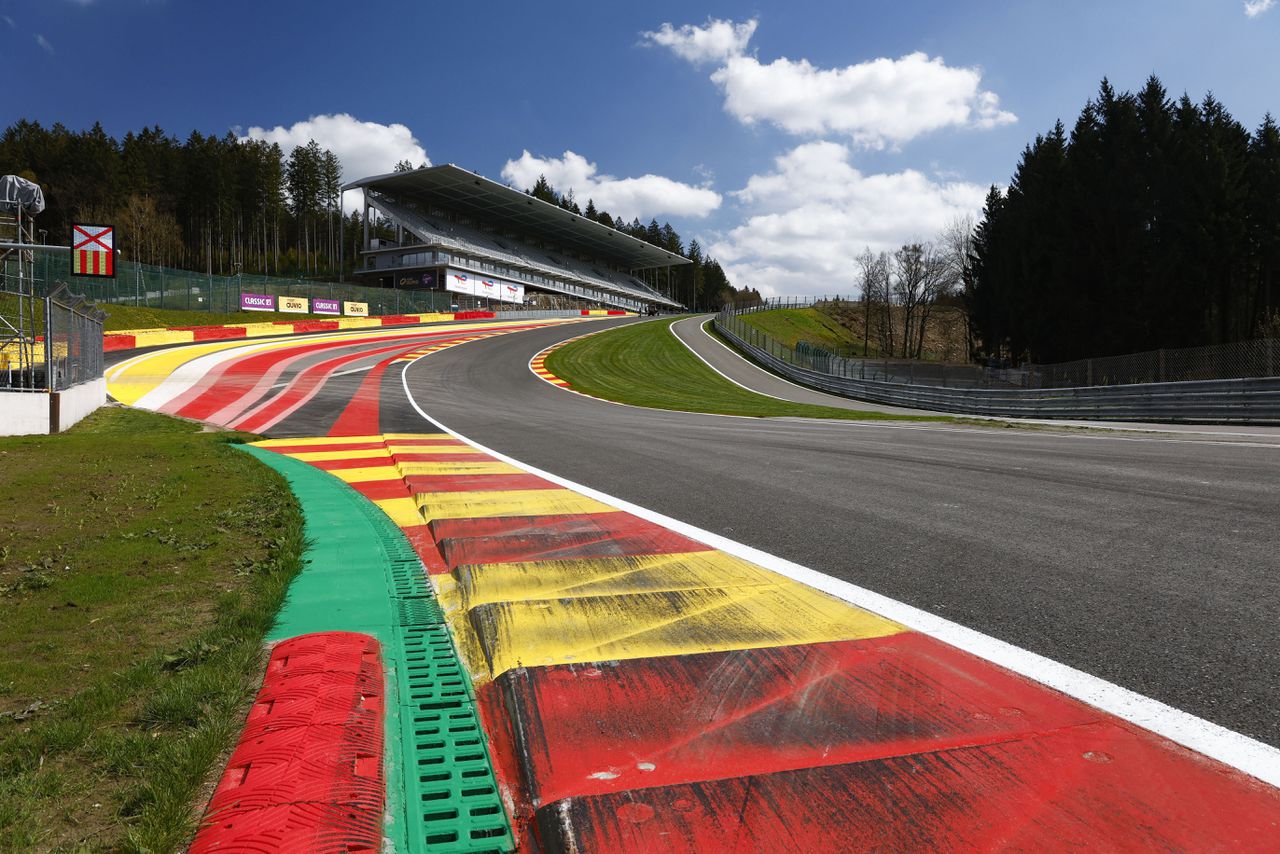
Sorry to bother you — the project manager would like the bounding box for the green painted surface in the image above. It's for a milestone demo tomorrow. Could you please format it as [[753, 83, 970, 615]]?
[[240, 445, 514, 853]]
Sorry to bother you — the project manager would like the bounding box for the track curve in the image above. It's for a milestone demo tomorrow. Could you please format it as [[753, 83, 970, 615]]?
[[402, 317, 1280, 746]]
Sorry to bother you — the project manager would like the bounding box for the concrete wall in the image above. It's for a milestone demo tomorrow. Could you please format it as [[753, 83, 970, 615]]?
[[53, 377, 106, 433], [0, 391, 52, 436], [0, 377, 106, 436]]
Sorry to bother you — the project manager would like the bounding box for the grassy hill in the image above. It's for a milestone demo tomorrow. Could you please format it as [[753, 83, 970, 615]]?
[[738, 303, 970, 363]]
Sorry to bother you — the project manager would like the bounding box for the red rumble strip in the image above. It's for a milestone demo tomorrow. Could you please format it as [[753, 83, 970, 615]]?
[[189, 632, 385, 853]]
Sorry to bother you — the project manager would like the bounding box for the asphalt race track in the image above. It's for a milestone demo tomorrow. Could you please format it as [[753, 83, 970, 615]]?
[[382, 317, 1280, 747], [114, 315, 1280, 746]]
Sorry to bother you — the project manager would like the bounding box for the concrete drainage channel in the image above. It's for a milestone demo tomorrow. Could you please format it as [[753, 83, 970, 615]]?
[[189, 447, 513, 853]]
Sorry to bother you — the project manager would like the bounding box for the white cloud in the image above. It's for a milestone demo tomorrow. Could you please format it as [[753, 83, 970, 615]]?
[[647, 18, 1015, 148], [2, 15, 15, 28], [1245, 0, 1275, 17], [241, 114, 429, 212], [34, 34, 53, 54], [501, 149, 721, 221], [641, 18, 757, 65], [707, 141, 987, 296]]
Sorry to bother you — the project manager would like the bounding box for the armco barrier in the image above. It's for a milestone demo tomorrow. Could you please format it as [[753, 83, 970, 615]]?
[[715, 316, 1280, 424]]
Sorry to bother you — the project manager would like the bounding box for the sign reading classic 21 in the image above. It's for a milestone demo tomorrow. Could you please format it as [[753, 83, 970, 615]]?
[[71, 224, 115, 278]]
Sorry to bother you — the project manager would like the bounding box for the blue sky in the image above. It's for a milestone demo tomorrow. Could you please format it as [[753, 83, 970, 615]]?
[[4, 0, 1279, 294]]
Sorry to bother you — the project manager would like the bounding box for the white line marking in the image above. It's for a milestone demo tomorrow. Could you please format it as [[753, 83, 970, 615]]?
[[669, 316, 797, 403], [399, 352, 1280, 787], [694, 316, 1280, 443]]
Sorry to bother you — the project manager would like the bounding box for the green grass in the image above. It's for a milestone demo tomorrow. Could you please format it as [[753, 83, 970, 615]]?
[[544, 316, 948, 421], [100, 304, 337, 331], [739, 307, 856, 352], [0, 407, 305, 852]]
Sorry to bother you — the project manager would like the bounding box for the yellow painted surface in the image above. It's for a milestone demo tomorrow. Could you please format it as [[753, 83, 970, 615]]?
[[289, 448, 393, 462], [387, 444, 482, 456], [323, 465, 405, 484], [253, 435, 384, 447], [383, 433, 454, 441], [415, 488, 615, 521], [467, 581, 904, 678], [373, 497, 424, 527], [394, 461, 521, 476], [455, 551, 776, 608]]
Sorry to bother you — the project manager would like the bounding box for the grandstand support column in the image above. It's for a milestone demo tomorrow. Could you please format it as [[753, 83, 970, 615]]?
[[362, 189, 370, 255]]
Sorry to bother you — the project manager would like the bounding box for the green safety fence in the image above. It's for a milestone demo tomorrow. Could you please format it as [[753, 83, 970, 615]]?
[[6, 248, 456, 317]]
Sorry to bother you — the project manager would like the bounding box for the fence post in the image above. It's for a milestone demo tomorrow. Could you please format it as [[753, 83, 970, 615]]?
[[44, 295, 54, 392], [1087, 358, 1094, 386], [1158, 349, 1166, 383]]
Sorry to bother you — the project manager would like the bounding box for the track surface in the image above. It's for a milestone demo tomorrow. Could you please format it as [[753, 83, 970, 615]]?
[[362, 317, 1280, 747], [674, 312, 1280, 439]]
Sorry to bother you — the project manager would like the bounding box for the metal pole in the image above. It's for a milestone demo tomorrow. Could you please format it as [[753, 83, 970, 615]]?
[[44, 295, 53, 392]]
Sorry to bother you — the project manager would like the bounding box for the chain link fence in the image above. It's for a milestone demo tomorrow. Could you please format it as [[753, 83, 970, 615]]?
[[1, 284, 104, 392], [14, 248, 457, 316], [723, 299, 1280, 389]]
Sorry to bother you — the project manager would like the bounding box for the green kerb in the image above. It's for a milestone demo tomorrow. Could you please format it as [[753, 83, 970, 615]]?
[[240, 446, 515, 853]]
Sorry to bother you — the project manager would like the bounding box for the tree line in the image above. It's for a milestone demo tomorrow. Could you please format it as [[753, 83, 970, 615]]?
[[524, 174, 758, 310], [852, 219, 972, 360], [0, 120, 755, 310], [0, 119, 375, 279], [965, 77, 1280, 364]]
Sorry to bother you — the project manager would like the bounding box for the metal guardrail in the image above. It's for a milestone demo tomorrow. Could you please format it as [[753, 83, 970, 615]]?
[[715, 313, 1280, 424]]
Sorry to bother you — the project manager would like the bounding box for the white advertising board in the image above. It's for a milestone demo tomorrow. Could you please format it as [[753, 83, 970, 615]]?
[[446, 270, 525, 303]]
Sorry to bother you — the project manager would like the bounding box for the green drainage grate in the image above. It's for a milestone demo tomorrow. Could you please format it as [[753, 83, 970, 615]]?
[[241, 446, 515, 854]]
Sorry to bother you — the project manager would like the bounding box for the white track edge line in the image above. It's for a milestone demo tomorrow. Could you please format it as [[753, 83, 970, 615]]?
[[694, 316, 1280, 443], [399, 352, 1280, 787]]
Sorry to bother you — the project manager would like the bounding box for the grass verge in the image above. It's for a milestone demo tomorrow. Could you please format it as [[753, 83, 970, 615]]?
[[0, 407, 304, 852], [544, 317, 948, 421], [738, 307, 857, 352]]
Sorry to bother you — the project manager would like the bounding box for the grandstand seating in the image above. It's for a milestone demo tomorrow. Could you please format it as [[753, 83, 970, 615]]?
[[365, 192, 678, 309]]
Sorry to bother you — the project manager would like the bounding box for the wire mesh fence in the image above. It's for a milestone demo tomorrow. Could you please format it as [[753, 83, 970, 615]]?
[[1, 284, 104, 392], [10, 248, 461, 316], [722, 298, 1280, 389]]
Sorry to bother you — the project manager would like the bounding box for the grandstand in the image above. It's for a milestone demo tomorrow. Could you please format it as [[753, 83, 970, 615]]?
[[342, 165, 686, 312]]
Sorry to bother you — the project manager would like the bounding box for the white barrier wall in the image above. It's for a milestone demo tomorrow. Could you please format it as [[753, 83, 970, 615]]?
[[0, 378, 106, 436], [0, 392, 52, 436], [54, 377, 106, 433]]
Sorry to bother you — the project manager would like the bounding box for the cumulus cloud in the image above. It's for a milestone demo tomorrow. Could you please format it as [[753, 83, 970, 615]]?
[[647, 18, 1015, 148], [707, 141, 987, 296], [1245, 0, 1275, 16], [35, 33, 53, 54], [241, 114, 429, 212], [501, 150, 721, 221], [641, 18, 757, 65]]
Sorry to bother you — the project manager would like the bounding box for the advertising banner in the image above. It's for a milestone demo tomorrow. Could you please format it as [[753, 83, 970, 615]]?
[[446, 270, 524, 303], [446, 271, 475, 296], [279, 295, 309, 314], [312, 298, 341, 315], [240, 292, 275, 312], [343, 301, 369, 317]]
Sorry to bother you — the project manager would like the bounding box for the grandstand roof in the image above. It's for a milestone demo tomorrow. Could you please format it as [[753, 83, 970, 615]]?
[[344, 165, 690, 270]]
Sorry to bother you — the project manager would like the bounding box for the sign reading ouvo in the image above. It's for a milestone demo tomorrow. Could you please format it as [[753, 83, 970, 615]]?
[[278, 295, 309, 313]]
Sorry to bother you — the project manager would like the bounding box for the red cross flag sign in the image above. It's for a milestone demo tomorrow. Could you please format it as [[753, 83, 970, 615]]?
[[72, 224, 115, 278]]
